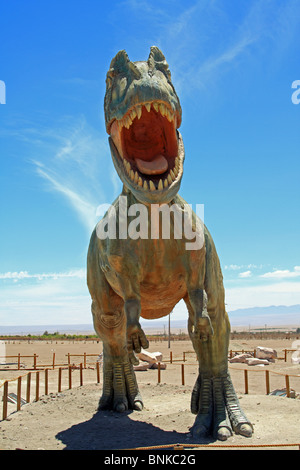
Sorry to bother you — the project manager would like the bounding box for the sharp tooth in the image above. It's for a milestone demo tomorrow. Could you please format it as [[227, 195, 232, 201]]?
[[134, 171, 139, 184], [167, 174, 172, 184], [130, 169, 135, 180], [138, 176, 143, 187], [145, 102, 151, 112], [153, 102, 159, 112], [166, 108, 172, 122], [149, 180, 156, 191], [118, 120, 123, 131], [170, 169, 176, 181], [175, 156, 180, 168], [159, 103, 166, 117], [126, 115, 132, 128], [158, 179, 163, 190], [164, 179, 168, 188], [173, 166, 178, 177], [130, 108, 137, 121], [143, 180, 148, 190], [136, 105, 142, 119]]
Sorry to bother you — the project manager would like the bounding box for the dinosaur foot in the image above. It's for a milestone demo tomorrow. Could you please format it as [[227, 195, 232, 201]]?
[[99, 358, 143, 412], [191, 372, 253, 441]]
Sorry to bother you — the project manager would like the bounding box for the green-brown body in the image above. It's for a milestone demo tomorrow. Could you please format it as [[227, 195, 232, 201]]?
[[87, 47, 252, 440]]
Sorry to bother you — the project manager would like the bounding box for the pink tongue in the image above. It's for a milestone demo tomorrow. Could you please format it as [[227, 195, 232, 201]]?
[[135, 155, 168, 175]]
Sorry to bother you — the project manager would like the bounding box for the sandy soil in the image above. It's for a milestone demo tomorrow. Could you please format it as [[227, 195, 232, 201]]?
[[0, 338, 299, 450]]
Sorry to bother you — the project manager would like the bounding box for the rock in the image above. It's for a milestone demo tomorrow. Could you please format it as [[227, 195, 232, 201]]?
[[133, 361, 151, 371], [137, 348, 163, 364], [229, 353, 252, 363], [255, 346, 277, 360], [150, 362, 167, 370], [246, 358, 270, 366]]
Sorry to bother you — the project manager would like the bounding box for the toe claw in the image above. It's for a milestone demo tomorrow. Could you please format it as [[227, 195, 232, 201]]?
[[115, 402, 127, 413], [236, 423, 253, 437], [133, 400, 143, 411], [217, 426, 232, 441]]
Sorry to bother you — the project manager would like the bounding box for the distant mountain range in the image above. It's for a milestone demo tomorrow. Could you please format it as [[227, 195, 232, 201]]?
[[0, 305, 299, 335], [228, 304, 300, 327]]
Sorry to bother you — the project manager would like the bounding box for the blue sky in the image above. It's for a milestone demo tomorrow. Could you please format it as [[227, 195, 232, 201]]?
[[0, 0, 300, 327]]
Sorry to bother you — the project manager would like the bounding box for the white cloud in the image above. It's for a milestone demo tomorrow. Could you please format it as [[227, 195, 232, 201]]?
[[225, 281, 300, 311], [0, 269, 91, 326], [0, 269, 86, 281], [239, 270, 252, 278], [260, 266, 300, 279]]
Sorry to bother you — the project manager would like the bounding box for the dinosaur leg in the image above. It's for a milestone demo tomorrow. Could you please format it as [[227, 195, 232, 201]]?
[[91, 286, 144, 412], [185, 289, 253, 441]]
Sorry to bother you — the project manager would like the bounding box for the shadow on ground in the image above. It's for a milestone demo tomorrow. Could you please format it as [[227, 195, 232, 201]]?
[[55, 410, 214, 450]]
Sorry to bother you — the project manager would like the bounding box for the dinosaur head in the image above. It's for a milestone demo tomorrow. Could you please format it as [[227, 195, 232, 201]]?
[[104, 46, 184, 204]]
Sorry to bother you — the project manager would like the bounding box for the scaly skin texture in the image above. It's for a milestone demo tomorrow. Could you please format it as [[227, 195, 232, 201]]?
[[87, 47, 253, 440]]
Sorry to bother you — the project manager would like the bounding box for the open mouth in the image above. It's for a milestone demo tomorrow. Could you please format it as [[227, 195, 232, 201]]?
[[110, 101, 183, 191]]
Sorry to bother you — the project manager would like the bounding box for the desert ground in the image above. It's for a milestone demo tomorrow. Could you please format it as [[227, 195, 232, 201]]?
[[0, 336, 299, 450]]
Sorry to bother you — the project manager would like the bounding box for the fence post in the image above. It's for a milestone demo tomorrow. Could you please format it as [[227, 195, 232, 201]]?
[[80, 363, 83, 386], [284, 349, 287, 362], [84, 352, 87, 369], [285, 375, 290, 398], [170, 351, 172, 364], [17, 376, 22, 411], [265, 370, 270, 395], [67, 353, 70, 366], [158, 362, 161, 384], [26, 372, 31, 403], [183, 352, 186, 362], [2, 381, 8, 420], [45, 369, 49, 395], [244, 369, 248, 394], [96, 361, 100, 384], [52, 353, 56, 369], [33, 354, 37, 370], [35, 371, 40, 401], [17, 353, 21, 370], [181, 364, 185, 385], [58, 368, 62, 393], [68, 365, 72, 389]]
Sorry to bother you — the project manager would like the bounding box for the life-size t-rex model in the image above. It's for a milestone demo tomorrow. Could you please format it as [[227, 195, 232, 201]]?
[[87, 47, 253, 441]]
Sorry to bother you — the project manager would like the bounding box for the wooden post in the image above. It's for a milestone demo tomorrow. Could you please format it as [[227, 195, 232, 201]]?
[[33, 354, 37, 370], [181, 364, 185, 385], [17, 376, 22, 411], [284, 349, 287, 362], [67, 353, 70, 366], [158, 362, 161, 383], [17, 353, 21, 370], [80, 363, 83, 386], [35, 371, 40, 401], [45, 369, 49, 395], [244, 369, 249, 394], [84, 352, 87, 369], [96, 361, 100, 384], [52, 353, 56, 369], [170, 351, 173, 364], [26, 372, 31, 403], [265, 370, 270, 395], [68, 365, 72, 389], [183, 352, 186, 362], [58, 368, 62, 393], [285, 375, 290, 398], [2, 381, 8, 420]]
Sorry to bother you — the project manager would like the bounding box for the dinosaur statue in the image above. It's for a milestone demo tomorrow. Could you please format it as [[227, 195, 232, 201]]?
[[87, 47, 253, 441]]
